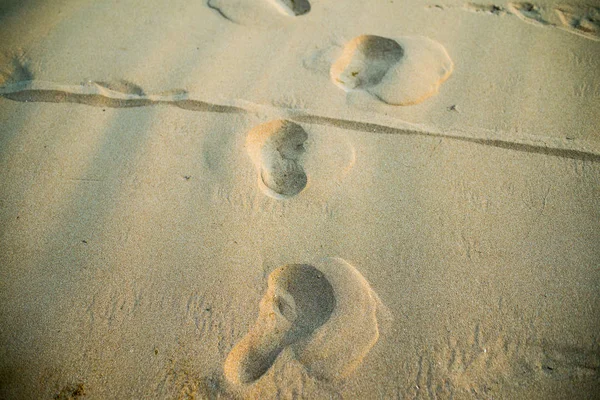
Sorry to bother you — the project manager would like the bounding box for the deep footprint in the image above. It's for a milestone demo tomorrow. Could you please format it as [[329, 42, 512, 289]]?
[[246, 120, 308, 199], [224, 258, 387, 385], [330, 35, 453, 105], [224, 264, 336, 385], [291, 258, 387, 381]]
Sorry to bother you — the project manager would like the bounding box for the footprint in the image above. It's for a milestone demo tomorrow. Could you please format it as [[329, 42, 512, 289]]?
[[268, 0, 310, 16], [224, 258, 388, 385], [224, 263, 335, 385], [330, 35, 404, 92], [0, 51, 33, 87], [507, 2, 600, 41], [555, 5, 600, 41], [206, 0, 308, 25], [507, 2, 551, 26], [330, 35, 453, 106], [464, 3, 508, 16], [246, 119, 308, 199]]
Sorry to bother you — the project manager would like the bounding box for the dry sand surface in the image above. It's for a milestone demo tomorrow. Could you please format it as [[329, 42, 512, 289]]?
[[0, 0, 599, 399]]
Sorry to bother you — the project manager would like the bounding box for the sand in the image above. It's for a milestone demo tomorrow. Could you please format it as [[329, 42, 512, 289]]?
[[0, 0, 599, 399]]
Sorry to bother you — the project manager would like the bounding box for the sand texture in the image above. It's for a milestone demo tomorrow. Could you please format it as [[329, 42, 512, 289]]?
[[0, 0, 599, 399]]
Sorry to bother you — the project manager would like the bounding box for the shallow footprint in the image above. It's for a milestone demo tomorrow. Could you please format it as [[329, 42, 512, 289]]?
[[330, 35, 453, 105], [269, 0, 310, 16], [207, 0, 308, 25], [507, 2, 551, 26], [0, 51, 33, 88], [224, 258, 387, 385], [555, 5, 600, 41], [246, 120, 308, 199]]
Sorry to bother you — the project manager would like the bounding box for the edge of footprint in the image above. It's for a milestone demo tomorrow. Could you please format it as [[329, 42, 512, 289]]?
[[246, 119, 309, 200], [291, 257, 391, 382], [330, 35, 454, 106]]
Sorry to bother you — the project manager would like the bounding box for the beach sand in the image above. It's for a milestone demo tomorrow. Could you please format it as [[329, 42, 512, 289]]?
[[0, 0, 599, 398]]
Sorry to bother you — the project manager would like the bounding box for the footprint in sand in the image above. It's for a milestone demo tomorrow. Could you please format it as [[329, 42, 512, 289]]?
[[463, 3, 508, 16], [268, 0, 310, 16], [206, 0, 309, 25], [246, 119, 308, 199], [554, 5, 600, 41], [330, 35, 453, 106], [0, 52, 33, 87], [507, 2, 551, 26], [507, 2, 600, 41], [224, 258, 387, 384]]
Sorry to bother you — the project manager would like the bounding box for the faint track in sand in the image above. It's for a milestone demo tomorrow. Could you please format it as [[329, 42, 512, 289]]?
[[1, 80, 599, 162]]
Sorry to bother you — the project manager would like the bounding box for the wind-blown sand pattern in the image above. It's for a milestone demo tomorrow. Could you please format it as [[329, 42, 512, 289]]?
[[1, 0, 599, 398], [224, 258, 385, 385], [331, 35, 454, 105]]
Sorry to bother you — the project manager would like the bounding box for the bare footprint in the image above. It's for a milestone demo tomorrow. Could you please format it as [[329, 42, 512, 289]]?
[[330, 35, 453, 105], [206, 0, 309, 25], [224, 258, 388, 385], [331, 35, 404, 92], [268, 0, 310, 16], [292, 258, 389, 381], [224, 264, 335, 385], [246, 120, 308, 199]]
